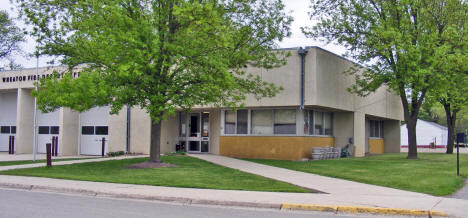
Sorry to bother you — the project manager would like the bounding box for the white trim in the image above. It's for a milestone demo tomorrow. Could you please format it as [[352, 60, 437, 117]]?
[[369, 137, 384, 139], [77, 113, 81, 155], [221, 134, 334, 138], [296, 108, 304, 136], [220, 110, 225, 135]]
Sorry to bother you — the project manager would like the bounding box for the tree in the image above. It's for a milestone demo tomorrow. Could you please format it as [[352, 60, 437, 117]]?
[[17, 0, 292, 163], [303, 0, 466, 159], [437, 72, 468, 154], [427, 0, 468, 154], [0, 10, 24, 64]]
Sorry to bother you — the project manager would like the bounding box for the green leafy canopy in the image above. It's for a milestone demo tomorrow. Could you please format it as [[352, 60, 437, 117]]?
[[302, 0, 467, 158], [18, 0, 292, 122], [0, 10, 24, 68]]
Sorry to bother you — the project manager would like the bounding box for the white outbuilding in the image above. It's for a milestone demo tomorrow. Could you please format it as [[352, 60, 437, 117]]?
[[401, 119, 448, 148]]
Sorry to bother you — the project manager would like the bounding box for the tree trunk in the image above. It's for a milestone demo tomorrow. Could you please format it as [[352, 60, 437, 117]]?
[[444, 103, 456, 154], [399, 86, 425, 160], [149, 119, 162, 163], [406, 118, 418, 159]]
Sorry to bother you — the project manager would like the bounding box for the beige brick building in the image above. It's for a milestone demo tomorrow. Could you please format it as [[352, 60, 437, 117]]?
[[0, 47, 403, 160]]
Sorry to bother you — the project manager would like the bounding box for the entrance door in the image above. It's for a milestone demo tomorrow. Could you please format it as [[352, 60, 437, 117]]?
[[80, 106, 109, 155], [184, 112, 209, 153], [188, 113, 200, 152], [0, 92, 17, 152], [37, 110, 60, 153]]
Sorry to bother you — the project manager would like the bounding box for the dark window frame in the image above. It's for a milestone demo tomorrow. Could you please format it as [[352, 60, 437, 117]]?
[[38, 126, 50, 134], [81, 126, 94, 135], [95, 126, 108, 135], [1, 126, 10, 134], [50, 126, 59, 135]]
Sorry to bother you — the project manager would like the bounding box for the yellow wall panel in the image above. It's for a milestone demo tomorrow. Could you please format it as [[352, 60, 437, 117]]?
[[369, 138, 385, 154], [219, 136, 334, 160]]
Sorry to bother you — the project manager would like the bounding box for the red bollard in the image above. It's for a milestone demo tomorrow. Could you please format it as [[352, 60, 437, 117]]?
[[8, 136, 14, 155], [8, 136, 11, 154], [51, 137, 56, 157], [101, 137, 106, 157], [54, 136, 58, 156], [46, 143, 52, 167]]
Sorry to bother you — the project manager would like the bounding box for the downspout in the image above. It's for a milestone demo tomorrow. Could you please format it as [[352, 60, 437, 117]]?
[[298, 47, 308, 110], [126, 105, 131, 153]]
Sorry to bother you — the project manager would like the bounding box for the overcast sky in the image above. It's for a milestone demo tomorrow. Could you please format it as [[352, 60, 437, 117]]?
[[0, 0, 345, 69]]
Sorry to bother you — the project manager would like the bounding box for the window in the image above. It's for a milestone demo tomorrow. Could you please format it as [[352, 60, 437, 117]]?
[[179, 113, 186, 137], [50, 126, 59, 135], [95, 126, 108, 135], [224, 110, 248, 134], [224, 111, 236, 134], [1, 126, 10, 134], [237, 110, 248, 134], [324, 113, 332, 135], [274, 109, 296, 134], [38, 126, 49, 134], [314, 111, 323, 135], [304, 111, 314, 135], [82, 126, 94, 135], [370, 120, 384, 138], [202, 112, 209, 137], [10, 126, 16, 134], [251, 110, 273, 135], [222, 108, 336, 136], [304, 110, 333, 136]]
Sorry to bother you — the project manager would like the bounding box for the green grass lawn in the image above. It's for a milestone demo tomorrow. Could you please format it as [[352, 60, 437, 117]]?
[[0, 156, 309, 193], [0, 158, 95, 166], [245, 153, 468, 196]]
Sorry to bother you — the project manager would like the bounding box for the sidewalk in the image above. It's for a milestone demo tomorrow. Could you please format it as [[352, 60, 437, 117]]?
[[189, 154, 467, 217], [451, 179, 468, 200], [0, 154, 148, 171], [0, 174, 460, 217], [0, 153, 96, 161]]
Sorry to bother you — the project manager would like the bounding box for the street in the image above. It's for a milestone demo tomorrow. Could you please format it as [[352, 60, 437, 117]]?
[[0, 188, 397, 218]]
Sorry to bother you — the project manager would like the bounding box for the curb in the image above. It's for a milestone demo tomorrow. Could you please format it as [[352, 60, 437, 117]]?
[[0, 182, 451, 217], [0, 182, 281, 209], [281, 203, 449, 217]]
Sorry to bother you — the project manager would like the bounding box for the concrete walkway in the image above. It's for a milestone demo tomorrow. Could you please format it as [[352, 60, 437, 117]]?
[[0, 153, 96, 161], [451, 179, 468, 200], [189, 154, 430, 196], [0, 155, 148, 171], [189, 154, 468, 217]]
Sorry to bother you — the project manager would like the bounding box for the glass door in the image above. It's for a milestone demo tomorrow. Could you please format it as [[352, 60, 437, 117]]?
[[188, 113, 201, 152], [180, 112, 209, 153], [201, 112, 210, 152]]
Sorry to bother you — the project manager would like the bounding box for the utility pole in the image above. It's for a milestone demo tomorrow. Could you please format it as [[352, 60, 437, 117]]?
[[32, 55, 39, 161]]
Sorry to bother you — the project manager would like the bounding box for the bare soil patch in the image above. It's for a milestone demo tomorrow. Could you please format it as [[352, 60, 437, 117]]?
[[125, 161, 177, 169]]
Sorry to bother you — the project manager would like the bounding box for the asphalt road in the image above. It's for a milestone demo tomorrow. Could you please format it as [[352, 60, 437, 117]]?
[[0, 188, 400, 218]]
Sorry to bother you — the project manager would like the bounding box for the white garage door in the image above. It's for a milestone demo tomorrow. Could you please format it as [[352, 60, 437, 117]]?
[[37, 110, 60, 153], [0, 93, 17, 152], [80, 106, 109, 155]]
